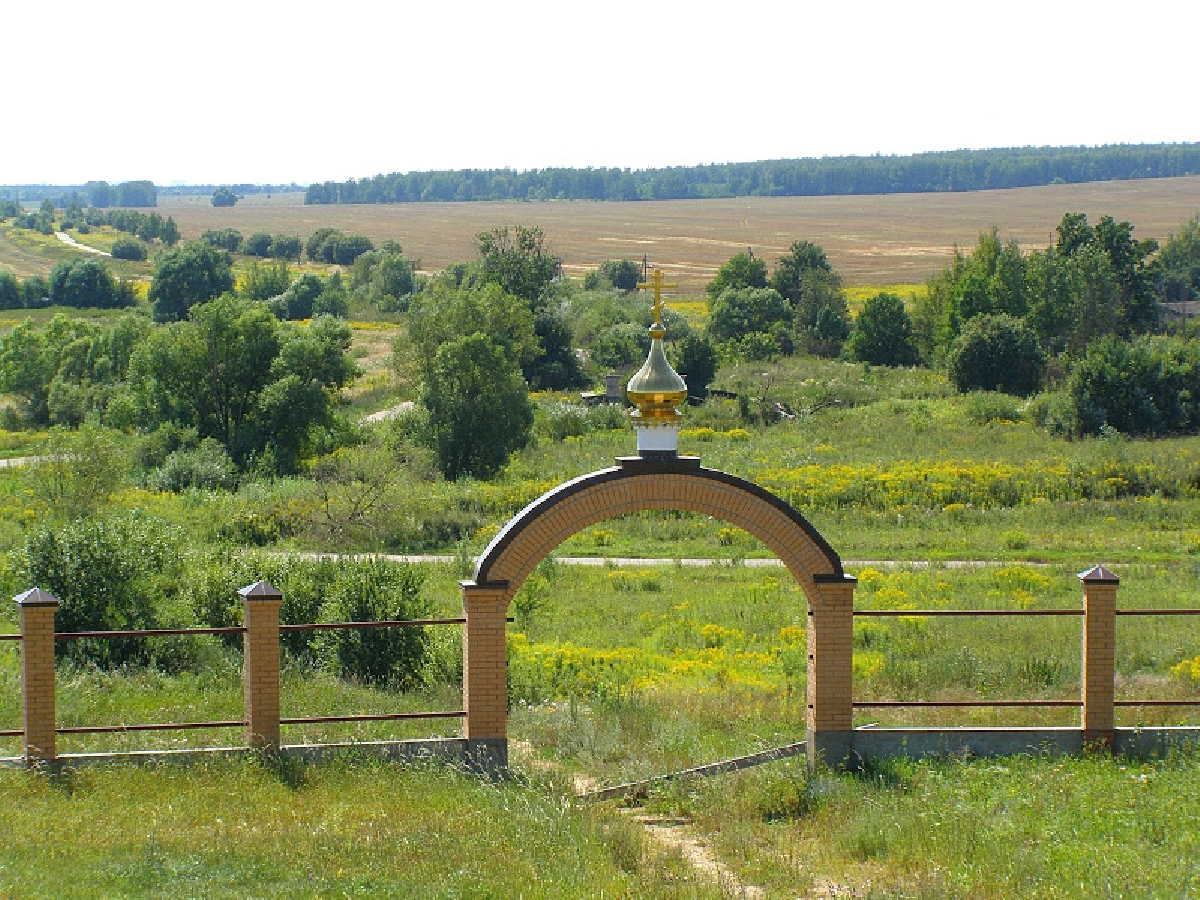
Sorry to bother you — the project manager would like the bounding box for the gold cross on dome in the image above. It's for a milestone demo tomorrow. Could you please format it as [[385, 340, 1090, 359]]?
[[637, 268, 678, 327]]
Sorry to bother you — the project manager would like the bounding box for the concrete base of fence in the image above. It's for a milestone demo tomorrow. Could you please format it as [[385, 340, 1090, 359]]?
[[808, 730, 855, 770], [0, 739, 471, 772], [853, 726, 1200, 762], [466, 738, 508, 773]]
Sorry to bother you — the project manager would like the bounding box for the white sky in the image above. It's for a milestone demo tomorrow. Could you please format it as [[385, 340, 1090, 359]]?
[[7, 0, 1200, 186]]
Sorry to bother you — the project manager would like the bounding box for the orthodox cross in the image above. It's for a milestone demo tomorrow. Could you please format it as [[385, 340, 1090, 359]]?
[[637, 268, 677, 328]]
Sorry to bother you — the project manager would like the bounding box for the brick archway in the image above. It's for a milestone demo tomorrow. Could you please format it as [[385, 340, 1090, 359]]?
[[459, 456, 856, 769]]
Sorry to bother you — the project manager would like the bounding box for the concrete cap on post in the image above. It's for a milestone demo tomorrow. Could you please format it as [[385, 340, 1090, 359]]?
[[238, 581, 283, 600], [1078, 565, 1119, 584], [13, 587, 59, 607]]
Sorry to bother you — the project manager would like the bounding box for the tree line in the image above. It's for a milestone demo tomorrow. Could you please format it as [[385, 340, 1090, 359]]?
[[304, 144, 1200, 205]]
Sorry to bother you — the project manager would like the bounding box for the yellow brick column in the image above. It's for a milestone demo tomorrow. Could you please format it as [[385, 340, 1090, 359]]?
[[461, 581, 510, 771], [1079, 565, 1119, 747], [240, 581, 283, 751], [807, 574, 857, 770], [15, 588, 58, 767]]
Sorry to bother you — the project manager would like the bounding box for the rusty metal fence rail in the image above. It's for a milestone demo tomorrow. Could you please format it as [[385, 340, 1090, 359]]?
[[851, 583, 1200, 728], [2, 583, 470, 766]]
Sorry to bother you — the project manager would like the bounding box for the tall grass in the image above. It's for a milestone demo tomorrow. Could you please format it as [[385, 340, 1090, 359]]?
[[0, 756, 721, 898]]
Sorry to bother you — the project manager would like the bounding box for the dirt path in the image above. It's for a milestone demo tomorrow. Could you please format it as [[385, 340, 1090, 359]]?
[[55, 232, 110, 257], [630, 811, 766, 899], [510, 740, 765, 898]]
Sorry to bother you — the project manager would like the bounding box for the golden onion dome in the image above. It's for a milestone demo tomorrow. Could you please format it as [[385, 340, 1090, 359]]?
[[627, 323, 687, 420]]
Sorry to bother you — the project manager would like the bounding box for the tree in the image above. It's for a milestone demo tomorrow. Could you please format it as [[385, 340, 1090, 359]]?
[[791, 268, 850, 357], [267, 273, 324, 320], [243, 232, 273, 257], [707, 286, 791, 345], [706, 251, 768, 298], [0, 271, 22, 310], [1026, 244, 1120, 355], [946, 313, 1045, 396], [149, 242, 235, 322], [771, 240, 833, 304], [160, 216, 180, 246], [669, 333, 720, 398], [270, 235, 302, 260], [128, 297, 356, 471], [306, 229, 375, 265], [476, 225, 560, 307], [847, 293, 920, 366], [1156, 214, 1200, 303], [586, 259, 642, 292], [201, 228, 243, 253], [241, 261, 292, 302], [350, 247, 416, 311], [211, 187, 239, 207], [48, 258, 133, 309], [1052, 212, 1160, 335], [114, 181, 157, 207], [421, 333, 534, 480], [405, 282, 539, 373]]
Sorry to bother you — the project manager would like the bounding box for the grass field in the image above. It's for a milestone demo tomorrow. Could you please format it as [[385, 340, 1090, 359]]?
[[147, 177, 1200, 290]]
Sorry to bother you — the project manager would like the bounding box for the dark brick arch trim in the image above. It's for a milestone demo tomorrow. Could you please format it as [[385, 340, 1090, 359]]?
[[472, 456, 842, 585]]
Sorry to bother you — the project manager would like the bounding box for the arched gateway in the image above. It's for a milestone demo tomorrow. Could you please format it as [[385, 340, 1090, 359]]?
[[458, 273, 856, 770]]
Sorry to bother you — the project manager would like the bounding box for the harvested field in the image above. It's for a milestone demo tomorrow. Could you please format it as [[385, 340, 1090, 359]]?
[[159, 177, 1200, 289]]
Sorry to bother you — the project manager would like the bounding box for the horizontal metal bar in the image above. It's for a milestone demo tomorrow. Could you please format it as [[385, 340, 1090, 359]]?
[[1114, 700, 1200, 706], [281, 618, 466, 632], [0, 729, 21, 737], [854, 700, 1083, 708], [58, 721, 245, 734], [0, 635, 21, 642], [281, 711, 466, 725], [56, 627, 246, 640], [1116, 610, 1200, 616], [854, 609, 1082, 617]]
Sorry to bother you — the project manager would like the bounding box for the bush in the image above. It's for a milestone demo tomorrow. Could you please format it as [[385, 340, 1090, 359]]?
[[317, 559, 429, 687], [946, 313, 1045, 396], [1065, 335, 1200, 437], [24, 512, 190, 669], [110, 236, 148, 261], [148, 439, 239, 492]]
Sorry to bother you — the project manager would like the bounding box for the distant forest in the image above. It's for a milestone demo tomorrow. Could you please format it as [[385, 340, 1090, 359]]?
[[304, 144, 1200, 205]]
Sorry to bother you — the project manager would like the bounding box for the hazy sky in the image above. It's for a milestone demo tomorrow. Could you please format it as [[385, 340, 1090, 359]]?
[[8, 0, 1200, 186]]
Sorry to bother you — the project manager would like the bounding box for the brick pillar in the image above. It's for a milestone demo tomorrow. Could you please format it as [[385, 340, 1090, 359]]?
[[807, 574, 857, 770], [240, 581, 283, 751], [1079, 565, 1119, 747], [461, 581, 510, 771], [15, 588, 58, 767]]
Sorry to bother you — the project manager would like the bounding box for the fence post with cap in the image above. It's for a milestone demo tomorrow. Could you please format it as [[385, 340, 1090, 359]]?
[[240, 581, 283, 750], [1080, 565, 1119, 747], [15, 587, 59, 767]]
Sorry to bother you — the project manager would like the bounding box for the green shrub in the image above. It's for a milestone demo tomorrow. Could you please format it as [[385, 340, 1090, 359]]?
[[963, 391, 1023, 424], [109, 236, 147, 261], [148, 439, 239, 492], [317, 559, 429, 687], [24, 512, 190, 669], [1065, 335, 1200, 437], [947, 313, 1045, 396]]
